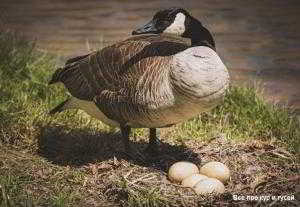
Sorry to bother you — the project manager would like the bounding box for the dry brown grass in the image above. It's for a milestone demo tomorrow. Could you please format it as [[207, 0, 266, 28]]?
[[1, 126, 299, 206]]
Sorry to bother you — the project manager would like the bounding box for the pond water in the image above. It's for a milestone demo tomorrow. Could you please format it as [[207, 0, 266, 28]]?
[[1, 0, 300, 110]]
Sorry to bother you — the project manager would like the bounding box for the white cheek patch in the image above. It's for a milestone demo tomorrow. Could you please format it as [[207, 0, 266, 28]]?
[[163, 13, 186, 35]]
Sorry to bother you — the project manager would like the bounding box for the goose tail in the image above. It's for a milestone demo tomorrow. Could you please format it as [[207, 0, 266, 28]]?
[[48, 53, 94, 100], [49, 67, 64, 85], [49, 99, 73, 115]]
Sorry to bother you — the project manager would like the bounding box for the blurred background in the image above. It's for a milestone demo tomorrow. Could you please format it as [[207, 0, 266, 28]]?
[[1, 0, 300, 111]]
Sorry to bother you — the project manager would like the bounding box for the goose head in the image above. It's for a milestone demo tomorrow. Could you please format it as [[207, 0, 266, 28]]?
[[132, 7, 216, 50]]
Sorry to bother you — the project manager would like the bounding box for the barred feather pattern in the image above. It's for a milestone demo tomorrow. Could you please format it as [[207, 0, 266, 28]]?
[[50, 35, 193, 127], [49, 34, 229, 128]]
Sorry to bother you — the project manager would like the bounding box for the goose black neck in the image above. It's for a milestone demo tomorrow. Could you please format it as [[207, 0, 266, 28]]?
[[182, 16, 216, 51]]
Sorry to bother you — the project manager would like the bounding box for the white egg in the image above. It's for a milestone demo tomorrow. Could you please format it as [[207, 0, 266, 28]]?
[[168, 161, 199, 183], [181, 174, 208, 188], [200, 161, 230, 183], [193, 178, 225, 195]]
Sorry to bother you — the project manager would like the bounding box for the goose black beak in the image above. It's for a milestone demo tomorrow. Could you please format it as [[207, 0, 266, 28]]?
[[132, 20, 158, 35]]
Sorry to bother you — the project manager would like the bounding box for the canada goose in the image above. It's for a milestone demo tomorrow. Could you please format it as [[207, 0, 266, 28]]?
[[49, 7, 229, 155]]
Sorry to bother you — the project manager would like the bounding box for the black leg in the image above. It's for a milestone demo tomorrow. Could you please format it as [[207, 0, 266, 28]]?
[[120, 125, 146, 161], [145, 128, 161, 154], [121, 125, 131, 152]]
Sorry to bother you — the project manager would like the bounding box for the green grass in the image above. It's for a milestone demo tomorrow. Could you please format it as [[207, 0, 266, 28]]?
[[0, 30, 299, 206], [178, 86, 300, 152]]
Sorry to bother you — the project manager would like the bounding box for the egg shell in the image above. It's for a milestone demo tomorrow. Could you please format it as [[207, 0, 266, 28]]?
[[200, 161, 230, 183], [181, 174, 208, 188], [193, 178, 225, 195], [168, 161, 199, 183]]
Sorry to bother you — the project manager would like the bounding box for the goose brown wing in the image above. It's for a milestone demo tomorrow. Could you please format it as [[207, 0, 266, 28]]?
[[90, 35, 189, 89], [50, 35, 189, 122], [93, 35, 189, 123]]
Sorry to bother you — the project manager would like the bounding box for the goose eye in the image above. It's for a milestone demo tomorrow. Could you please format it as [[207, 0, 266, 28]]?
[[158, 19, 170, 26], [162, 20, 170, 25]]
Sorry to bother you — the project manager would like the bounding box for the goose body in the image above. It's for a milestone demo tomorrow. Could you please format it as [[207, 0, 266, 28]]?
[[50, 35, 228, 128], [49, 8, 230, 154]]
